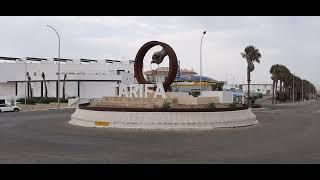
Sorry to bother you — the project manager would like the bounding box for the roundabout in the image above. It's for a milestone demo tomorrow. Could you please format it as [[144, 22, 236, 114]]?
[[70, 41, 258, 130], [70, 101, 258, 129]]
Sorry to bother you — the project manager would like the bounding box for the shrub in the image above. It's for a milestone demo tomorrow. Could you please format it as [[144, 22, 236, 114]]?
[[229, 103, 236, 108], [162, 99, 172, 110], [208, 101, 216, 110], [251, 103, 262, 108], [16, 97, 68, 105]]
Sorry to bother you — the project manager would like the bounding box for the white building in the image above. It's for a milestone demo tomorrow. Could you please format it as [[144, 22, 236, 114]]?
[[240, 83, 273, 95], [0, 56, 136, 100]]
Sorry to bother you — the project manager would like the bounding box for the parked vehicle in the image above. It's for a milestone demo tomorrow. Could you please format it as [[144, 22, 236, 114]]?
[[0, 104, 20, 112]]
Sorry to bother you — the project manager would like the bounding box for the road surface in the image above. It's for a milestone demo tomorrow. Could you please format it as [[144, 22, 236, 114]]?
[[0, 101, 320, 163]]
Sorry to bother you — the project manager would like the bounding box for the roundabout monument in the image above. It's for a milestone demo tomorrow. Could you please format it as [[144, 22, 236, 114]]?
[[70, 41, 258, 129]]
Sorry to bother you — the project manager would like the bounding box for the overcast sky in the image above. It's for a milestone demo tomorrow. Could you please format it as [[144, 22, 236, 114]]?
[[0, 16, 319, 88]]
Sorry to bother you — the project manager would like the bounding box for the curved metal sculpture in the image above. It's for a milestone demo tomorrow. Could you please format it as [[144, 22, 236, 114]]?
[[134, 41, 178, 91]]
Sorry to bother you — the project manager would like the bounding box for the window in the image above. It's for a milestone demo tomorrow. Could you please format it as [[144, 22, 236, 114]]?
[[34, 72, 37, 76]]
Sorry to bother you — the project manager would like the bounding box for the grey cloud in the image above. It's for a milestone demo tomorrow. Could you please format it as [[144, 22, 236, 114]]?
[[0, 16, 318, 88]]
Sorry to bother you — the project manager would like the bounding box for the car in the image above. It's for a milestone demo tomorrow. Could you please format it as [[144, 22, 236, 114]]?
[[0, 104, 20, 112]]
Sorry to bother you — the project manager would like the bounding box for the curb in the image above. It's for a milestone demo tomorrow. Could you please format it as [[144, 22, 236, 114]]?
[[22, 107, 76, 112]]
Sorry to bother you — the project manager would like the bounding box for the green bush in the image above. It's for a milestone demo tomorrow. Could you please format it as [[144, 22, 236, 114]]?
[[162, 99, 172, 110], [229, 103, 236, 108], [16, 97, 68, 105], [208, 101, 216, 110]]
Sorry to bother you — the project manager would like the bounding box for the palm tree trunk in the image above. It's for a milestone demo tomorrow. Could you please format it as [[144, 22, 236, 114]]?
[[272, 81, 275, 104], [44, 79, 48, 98], [279, 80, 282, 103], [62, 74, 67, 99], [247, 67, 250, 107], [275, 81, 278, 104], [42, 73, 48, 98], [27, 76, 33, 98]]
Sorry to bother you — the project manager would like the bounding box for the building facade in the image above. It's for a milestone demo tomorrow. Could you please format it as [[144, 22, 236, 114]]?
[[144, 66, 223, 94], [0, 56, 136, 100], [240, 83, 273, 95]]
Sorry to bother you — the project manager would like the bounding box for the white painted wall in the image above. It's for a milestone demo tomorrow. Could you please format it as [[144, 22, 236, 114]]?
[[241, 84, 273, 95], [0, 82, 15, 97], [80, 81, 118, 99], [64, 81, 78, 98], [0, 59, 135, 99], [200, 91, 234, 104]]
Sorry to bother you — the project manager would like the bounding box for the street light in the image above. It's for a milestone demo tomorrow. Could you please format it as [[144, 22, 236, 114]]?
[[200, 30, 206, 93], [46, 25, 61, 109]]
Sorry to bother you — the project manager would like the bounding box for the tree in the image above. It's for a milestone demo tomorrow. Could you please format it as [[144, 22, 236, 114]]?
[[27, 73, 33, 98], [41, 72, 48, 98], [270, 64, 281, 104], [62, 74, 67, 99], [241, 45, 262, 106], [210, 82, 224, 91], [278, 65, 290, 103]]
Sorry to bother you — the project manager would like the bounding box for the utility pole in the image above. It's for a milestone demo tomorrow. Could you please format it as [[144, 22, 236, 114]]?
[[199, 30, 206, 94], [47, 25, 61, 109]]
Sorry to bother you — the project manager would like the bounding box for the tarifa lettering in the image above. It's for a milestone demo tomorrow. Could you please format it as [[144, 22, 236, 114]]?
[[118, 84, 166, 99]]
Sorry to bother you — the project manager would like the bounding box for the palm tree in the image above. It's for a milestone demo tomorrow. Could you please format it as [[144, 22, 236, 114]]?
[[270, 64, 281, 104], [62, 74, 67, 99], [241, 45, 262, 106], [27, 73, 33, 98], [279, 65, 290, 103], [41, 72, 48, 98]]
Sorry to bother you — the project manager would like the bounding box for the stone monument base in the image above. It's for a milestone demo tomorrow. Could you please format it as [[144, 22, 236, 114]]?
[[69, 94, 258, 130], [70, 108, 258, 129]]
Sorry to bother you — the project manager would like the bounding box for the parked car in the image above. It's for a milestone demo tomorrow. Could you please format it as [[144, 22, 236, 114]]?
[[0, 104, 20, 112]]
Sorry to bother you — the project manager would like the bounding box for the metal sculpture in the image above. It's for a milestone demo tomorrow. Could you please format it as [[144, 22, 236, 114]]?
[[134, 41, 178, 91]]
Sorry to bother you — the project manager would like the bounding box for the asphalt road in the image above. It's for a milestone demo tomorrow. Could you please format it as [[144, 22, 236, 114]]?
[[1, 101, 320, 163]]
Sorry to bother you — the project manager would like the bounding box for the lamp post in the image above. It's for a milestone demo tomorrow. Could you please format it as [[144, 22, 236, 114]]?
[[46, 25, 61, 109], [199, 30, 206, 94]]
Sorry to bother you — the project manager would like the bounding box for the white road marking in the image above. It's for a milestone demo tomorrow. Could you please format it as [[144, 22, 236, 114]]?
[[254, 109, 284, 113]]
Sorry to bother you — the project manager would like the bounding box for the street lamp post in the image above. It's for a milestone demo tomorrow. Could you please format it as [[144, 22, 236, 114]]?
[[200, 30, 206, 94], [47, 25, 61, 109]]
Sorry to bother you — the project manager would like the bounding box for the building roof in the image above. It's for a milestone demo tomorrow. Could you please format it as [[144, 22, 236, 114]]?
[[175, 75, 217, 82], [241, 83, 273, 85], [144, 67, 197, 75]]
